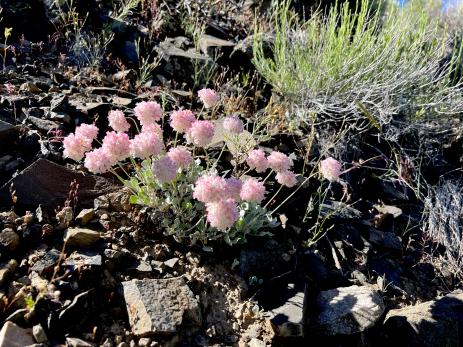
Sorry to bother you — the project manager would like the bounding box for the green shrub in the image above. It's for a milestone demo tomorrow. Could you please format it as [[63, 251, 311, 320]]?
[[253, 0, 463, 130]]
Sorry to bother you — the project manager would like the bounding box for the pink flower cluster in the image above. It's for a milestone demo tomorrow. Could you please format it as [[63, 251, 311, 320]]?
[[186, 120, 215, 147], [169, 109, 216, 148], [223, 115, 244, 134], [108, 109, 130, 132], [193, 174, 267, 231], [134, 101, 163, 126], [246, 149, 297, 188], [63, 104, 166, 174], [170, 109, 195, 133], [320, 157, 342, 182], [63, 124, 98, 161], [198, 88, 219, 108], [130, 130, 164, 159]]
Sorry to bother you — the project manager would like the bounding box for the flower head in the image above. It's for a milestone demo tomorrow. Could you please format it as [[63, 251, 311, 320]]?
[[108, 110, 130, 132], [198, 88, 219, 108], [267, 151, 293, 173], [134, 101, 163, 126], [170, 109, 196, 133], [320, 157, 342, 182], [101, 131, 131, 162], [63, 133, 92, 161], [193, 175, 229, 203], [75, 124, 99, 141], [240, 178, 266, 203], [141, 123, 163, 137], [187, 120, 215, 147], [130, 131, 164, 159], [246, 149, 268, 173], [226, 177, 242, 200], [152, 155, 177, 184], [84, 148, 113, 174], [276, 170, 297, 188], [223, 115, 244, 134], [206, 199, 239, 231], [167, 147, 192, 169]]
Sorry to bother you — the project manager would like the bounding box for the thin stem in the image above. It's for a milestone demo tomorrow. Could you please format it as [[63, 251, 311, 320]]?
[[271, 172, 317, 215], [264, 185, 283, 209], [212, 143, 226, 169], [263, 170, 274, 183]]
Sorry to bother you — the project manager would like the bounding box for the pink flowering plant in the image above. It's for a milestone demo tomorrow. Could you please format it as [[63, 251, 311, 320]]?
[[62, 89, 309, 245]]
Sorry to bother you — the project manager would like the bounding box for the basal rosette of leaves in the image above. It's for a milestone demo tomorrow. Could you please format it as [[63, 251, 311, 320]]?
[[61, 89, 306, 246]]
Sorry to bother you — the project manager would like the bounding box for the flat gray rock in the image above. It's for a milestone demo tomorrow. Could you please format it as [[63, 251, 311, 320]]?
[[121, 277, 201, 336], [0, 321, 34, 347], [382, 289, 463, 347], [312, 285, 384, 335]]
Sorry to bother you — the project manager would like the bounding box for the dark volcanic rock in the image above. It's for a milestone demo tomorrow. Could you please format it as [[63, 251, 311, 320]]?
[[381, 289, 463, 347], [0, 159, 116, 211]]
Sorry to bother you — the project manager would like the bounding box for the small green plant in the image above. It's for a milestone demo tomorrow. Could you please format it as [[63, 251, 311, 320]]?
[[253, 0, 463, 130]]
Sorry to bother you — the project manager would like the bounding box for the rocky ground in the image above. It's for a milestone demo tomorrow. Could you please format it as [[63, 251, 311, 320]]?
[[0, 0, 461, 346]]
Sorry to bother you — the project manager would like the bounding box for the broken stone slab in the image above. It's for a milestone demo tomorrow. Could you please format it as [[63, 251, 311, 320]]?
[[64, 250, 102, 268], [0, 159, 116, 211], [64, 228, 100, 247], [381, 289, 463, 347], [26, 116, 61, 132], [121, 277, 201, 336], [0, 321, 34, 347], [198, 34, 235, 56], [310, 285, 385, 335], [268, 283, 305, 337], [30, 249, 61, 276]]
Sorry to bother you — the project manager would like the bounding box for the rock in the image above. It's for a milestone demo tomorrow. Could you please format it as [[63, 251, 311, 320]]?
[[75, 209, 95, 226], [311, 285, 385, 335], [0, 159, 115, 211], [0, 120, 17, 147], [64, 250, 103, 268], [64, 228, 100, 247], [268, 283, 305, 337], [368, 228, 402, 252], [156, 37, 209, 61], [66, 337, 95, 347], [31, 249, 61, 275], [32, 324, 47, 343], [19, 82, 42, 93], [107, 191, 131, 212], [50, 94, 70, 113], [86, 87, 136, 99], [248, 338, 266, 347], [240, 240, 291, 280], [0, 228, 20, 251], [381, 289, 463, 347], [198, 34, 235, 56], [0, 321, 34, 347], [121, 277, 201, 336], [59, 290, 95, 331], [26, 116, 60, 132], [164, 258, 179, 269], [0, 259, 17, 286]]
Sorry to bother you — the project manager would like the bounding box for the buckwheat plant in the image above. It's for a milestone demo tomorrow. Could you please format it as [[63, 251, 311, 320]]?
[[62, 89, 301, 246]]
